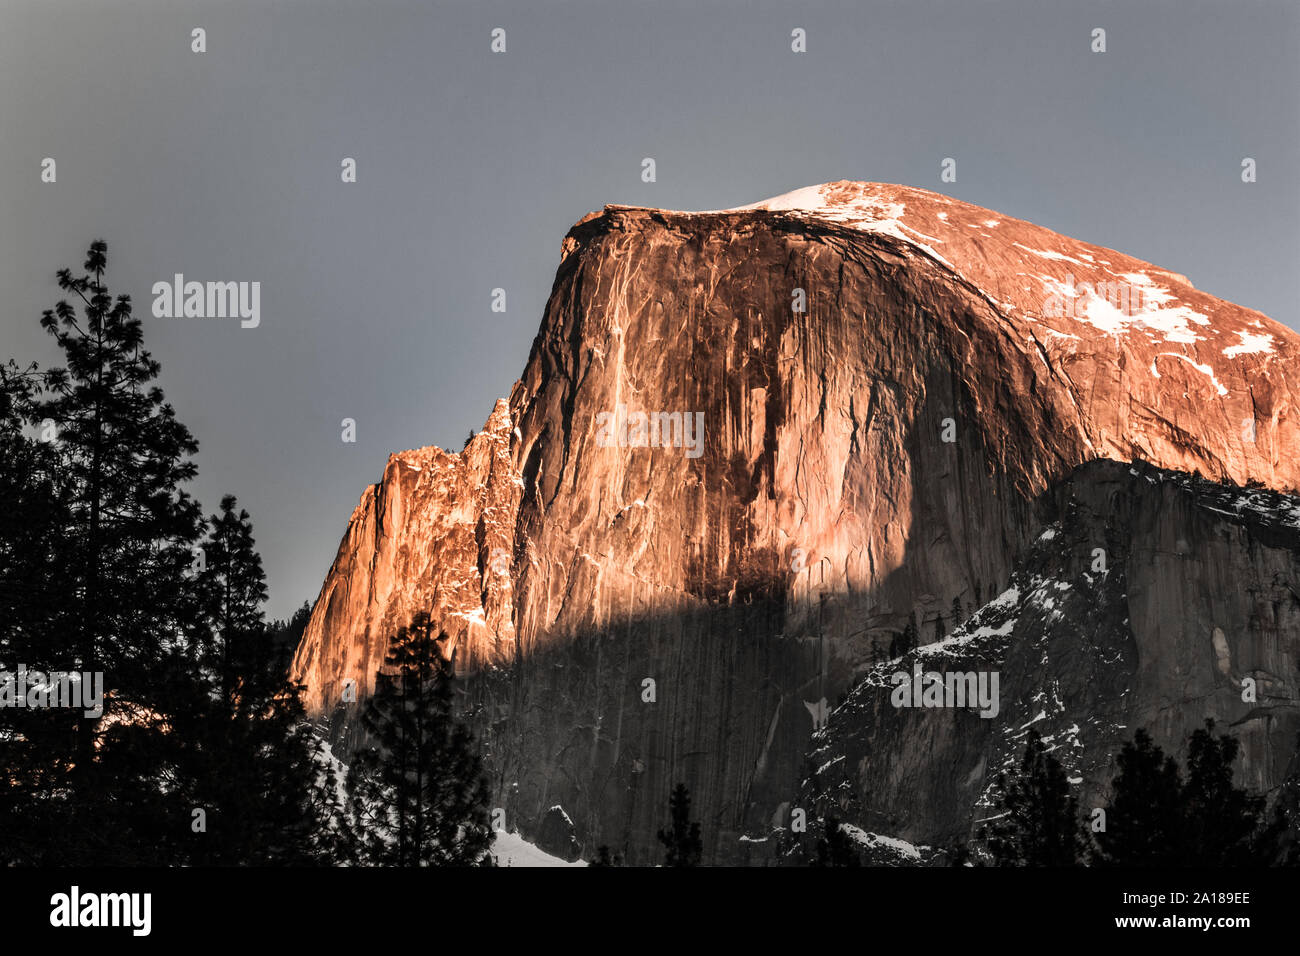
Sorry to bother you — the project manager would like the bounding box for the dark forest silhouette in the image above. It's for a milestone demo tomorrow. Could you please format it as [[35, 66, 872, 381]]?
[[0, 241, 490, 866], [975, 721, 1297, 867]]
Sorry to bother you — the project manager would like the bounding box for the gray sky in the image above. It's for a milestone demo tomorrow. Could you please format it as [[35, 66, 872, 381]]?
[[2, 0, 1296, 619]]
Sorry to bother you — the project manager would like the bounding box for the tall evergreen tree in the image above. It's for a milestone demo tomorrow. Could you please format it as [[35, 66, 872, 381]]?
[[2, 242, 344, 865], [0, 361, 82, 863], [196, 495, 268, 697], [344, 613, 493, 866], [34, 243, 203, 744], [1181, 719, 1267, 865], [173, 496, 337, 864], [657, 782, 703, 867], [1094, 723, 1270, 866], [982, 731, 1083, 865], [0, 361, 75, 658], [19, 241, 207, 862], [269, 600, 313, 655], [896, 614, 919, 657], [1092, 730, 1187, 866]]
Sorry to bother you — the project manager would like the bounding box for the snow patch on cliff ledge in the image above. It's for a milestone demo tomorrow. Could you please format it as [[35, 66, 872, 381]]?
[[633, 182, 1295, 361], [716, 182, 955, 267], [491, 830, 587, 867]]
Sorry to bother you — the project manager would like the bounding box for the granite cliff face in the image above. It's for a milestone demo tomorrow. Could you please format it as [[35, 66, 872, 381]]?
[[290, 182, 1300, 863], [789, 460, 1300, 863]]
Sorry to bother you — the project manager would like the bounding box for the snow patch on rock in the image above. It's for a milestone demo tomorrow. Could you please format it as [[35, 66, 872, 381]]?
[[840, 823, 928, 861], [491, 830, 587, 867], [1223, 329, 1274, 358]]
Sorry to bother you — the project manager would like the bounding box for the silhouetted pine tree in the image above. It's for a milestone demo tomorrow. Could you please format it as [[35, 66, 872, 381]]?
[[26, 241, 206, 863], [657, 782, 703, 866], [1, 242, 344, 865], [1094, 723, 1270, 865], [173, 496, 337, 864], [951, 596, 964, 628], [344, 613, 493, 865], [982, 731, 1082, 865], [0, 361, 82, 863], [1181, 719, 1267, 865], [1092, 730, 1187, 866], [0, 361, 74, 656], [898, 614, 919, 656], [812, 816, 862, 867], [933, 612, 946, 643], [269, 600, 313, 655]]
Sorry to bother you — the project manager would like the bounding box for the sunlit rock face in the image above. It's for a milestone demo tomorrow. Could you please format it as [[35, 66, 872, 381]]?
[[291, 182, 1300, 863]]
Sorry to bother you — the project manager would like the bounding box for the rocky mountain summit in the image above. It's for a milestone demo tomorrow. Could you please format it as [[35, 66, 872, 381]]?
[[290, 181, 1299, 863]]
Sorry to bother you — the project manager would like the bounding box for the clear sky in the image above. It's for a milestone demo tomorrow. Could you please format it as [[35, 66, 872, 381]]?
[[2, 0, 1296, 618]]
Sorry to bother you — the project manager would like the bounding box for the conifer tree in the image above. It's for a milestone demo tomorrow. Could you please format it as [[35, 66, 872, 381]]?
[[657, 782, 703, 866], [1180, 719, 1267, 865], [0, 362, 81, 863], [0, 361, 74, 658], [34, 241, 204, 751], [344, 613, 494, 866], [23, 241, 206, 862], [1, 242, 343, 865], [269, 600, 313, 654], [898, 614, 919, 656], [1093, 723, 1269, 865], [1092, 730, 1186, 866], [174, 496, 337, 864], [983, 731, 1082, 865]]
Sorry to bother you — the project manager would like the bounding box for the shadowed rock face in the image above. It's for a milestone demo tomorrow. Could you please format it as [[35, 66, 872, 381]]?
[[290, 182, 1300, 864], [791, 461, 1300, 863]]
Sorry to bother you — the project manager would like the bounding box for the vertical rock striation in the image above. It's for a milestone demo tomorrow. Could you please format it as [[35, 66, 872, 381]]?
[[291, 182, 1300, 862]]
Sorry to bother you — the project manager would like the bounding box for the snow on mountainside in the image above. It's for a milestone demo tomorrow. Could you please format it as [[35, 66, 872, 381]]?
[[491, 831, 587, 868], [787, 460, 1300, 863], [666, 180, 1281, 368], [293, 182, 1300, 863]]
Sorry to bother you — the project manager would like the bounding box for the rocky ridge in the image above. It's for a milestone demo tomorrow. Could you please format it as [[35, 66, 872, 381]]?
[[290, 182, 1300, 863]]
